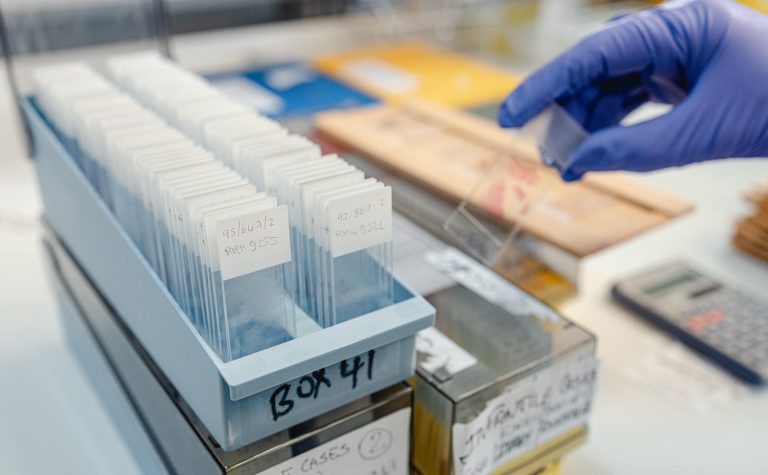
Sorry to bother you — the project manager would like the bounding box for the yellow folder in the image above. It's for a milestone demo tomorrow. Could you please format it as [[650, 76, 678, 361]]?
[[312, 42, 519, 107]]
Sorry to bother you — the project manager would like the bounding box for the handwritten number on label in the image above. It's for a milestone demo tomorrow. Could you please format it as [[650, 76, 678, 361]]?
[[221, 215, 276, 239], [368, 459, 397, 475], [336, 199, 387, 224], [340, 350, 375, 390], [367, 350, 375, 380], [340, 357, 363, 389], [223, 237, 279, 256], [269, 351, 376, 421], [358, 427, 393, 460]]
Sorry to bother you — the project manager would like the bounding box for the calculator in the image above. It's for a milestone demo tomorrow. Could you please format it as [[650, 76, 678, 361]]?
[[612, 261, 768, 385]]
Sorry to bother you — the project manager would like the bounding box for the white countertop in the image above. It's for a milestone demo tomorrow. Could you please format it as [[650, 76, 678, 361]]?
[[0, 71, 159, 474], [560, 159, 768, 475]]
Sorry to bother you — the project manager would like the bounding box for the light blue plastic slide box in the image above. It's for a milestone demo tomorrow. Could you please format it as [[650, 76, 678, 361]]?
[[24, 97, 434, 451]]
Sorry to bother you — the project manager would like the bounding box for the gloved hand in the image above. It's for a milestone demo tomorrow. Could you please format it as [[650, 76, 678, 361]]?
[[498, 0, 768, 181]]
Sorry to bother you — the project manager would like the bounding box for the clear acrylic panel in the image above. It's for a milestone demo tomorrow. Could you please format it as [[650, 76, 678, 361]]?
[[1, 0, 170, 153]]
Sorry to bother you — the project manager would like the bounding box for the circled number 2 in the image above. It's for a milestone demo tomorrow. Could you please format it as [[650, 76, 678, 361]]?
[[358, 428, 393, 460]]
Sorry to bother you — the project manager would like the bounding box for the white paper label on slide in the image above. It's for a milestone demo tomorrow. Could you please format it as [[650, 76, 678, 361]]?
[[452, 352, 599, 475], [259, 408, 411, 475], [328, 187, 392, 257], [216, 206, 291, 280]]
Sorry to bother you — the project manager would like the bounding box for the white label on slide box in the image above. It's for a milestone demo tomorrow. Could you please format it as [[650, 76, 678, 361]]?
[[259, 408, 411, 475], [417, 327, 478, 378], [452, 352, 599, 475]]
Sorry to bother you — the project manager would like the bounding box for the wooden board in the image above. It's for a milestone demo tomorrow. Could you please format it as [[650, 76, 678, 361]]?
[[315, 101, 694, 258], [733, 181, 768, 264]]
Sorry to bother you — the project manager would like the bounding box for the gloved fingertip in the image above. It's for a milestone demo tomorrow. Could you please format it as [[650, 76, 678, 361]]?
[[607, 11, 631, 23], [566, 126, 649, 176], [560, 132, 610, 178], [497, 101, 525, 128], [560, 168, 583, 182]]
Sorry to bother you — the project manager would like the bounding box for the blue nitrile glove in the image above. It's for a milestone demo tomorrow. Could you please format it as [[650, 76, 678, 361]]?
[[498, 0, 768, 181]]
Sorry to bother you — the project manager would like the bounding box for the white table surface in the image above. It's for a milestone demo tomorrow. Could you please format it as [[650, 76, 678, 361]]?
[[2, 9, 768, 474], [0, 73, 159, 473], [559, 159, 768, 475]]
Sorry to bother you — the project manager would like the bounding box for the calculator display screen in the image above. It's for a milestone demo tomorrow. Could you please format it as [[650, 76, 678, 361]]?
[[643, 271, 699, 296]]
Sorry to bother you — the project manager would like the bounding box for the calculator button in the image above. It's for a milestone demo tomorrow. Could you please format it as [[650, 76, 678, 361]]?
[[737, 357, 755, 368], [700, 330, 727, 345], [736, 341, 754, 352], [752, 337, 764, 345], [685, 308, 725, 332], [741, 333, 756, 343]]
